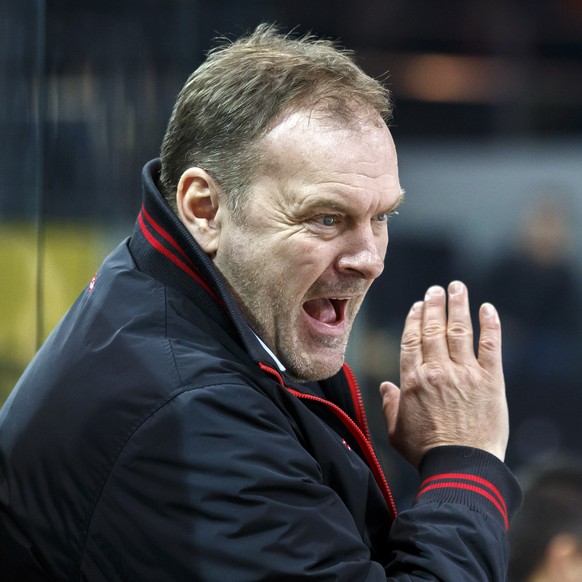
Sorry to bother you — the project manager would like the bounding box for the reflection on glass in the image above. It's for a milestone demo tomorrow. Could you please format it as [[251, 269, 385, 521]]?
[[0, 1, 203, 403]]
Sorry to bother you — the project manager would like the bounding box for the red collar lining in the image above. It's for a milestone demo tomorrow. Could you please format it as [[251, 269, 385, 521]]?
[[138, 205, 223, 307], [259, 362, 397, 520]]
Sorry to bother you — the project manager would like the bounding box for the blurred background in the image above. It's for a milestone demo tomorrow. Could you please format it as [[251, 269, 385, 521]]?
[[2, 0, 582, 502]]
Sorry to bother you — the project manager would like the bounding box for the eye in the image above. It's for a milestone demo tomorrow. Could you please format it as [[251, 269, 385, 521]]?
[[375, 210, 399, 222], [317, 215, 339, 227]]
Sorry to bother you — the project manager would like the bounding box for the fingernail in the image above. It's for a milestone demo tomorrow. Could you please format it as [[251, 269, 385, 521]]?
[[449, 281, 463, 295], [409, 300, 423, 315], [482, 303, 496, 318], [425, 286, 444, 300]]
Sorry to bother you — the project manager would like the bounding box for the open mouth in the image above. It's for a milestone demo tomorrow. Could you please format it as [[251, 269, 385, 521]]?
[[302, 297, 348, 325]]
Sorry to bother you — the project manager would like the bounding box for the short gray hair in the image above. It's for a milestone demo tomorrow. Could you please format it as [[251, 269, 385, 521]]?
[[159, 23, 392, 217]]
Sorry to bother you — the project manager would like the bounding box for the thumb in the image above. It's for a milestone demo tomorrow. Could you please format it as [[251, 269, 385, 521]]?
[[380, 381, 400, 436]]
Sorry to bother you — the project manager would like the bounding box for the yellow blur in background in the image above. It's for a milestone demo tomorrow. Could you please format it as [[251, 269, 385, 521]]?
[[0, 222, 105, 403]]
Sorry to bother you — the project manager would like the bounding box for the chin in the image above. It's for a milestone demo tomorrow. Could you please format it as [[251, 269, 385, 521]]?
[[286, 351, 345, 383]]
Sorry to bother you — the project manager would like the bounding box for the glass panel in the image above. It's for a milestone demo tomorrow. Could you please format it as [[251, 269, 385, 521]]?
[[0, 0, 45, 401], [0, 0, 206, 403]]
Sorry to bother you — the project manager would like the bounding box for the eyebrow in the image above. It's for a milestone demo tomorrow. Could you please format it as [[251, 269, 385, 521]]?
[[296, 188, 406, 216], [392, 189, 406, 212]]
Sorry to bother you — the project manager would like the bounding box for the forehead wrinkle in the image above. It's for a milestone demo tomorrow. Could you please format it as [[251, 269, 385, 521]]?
[[289, 185, 398, 218], [257, 109, 401, 212], [263, 111, 390, 167]]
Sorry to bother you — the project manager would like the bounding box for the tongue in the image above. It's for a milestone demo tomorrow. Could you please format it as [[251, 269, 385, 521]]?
[[303, 298, 337, 323]]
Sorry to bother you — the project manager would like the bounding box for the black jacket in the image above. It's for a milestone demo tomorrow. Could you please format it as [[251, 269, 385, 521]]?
[[0, 160, 521, 580]]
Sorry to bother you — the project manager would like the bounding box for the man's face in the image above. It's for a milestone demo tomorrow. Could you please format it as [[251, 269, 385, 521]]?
[[214, 109, 403, 382]]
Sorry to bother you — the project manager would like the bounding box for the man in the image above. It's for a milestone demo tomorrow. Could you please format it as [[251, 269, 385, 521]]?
[[509, 461, 582, 582], [0, 24, 521, 580]]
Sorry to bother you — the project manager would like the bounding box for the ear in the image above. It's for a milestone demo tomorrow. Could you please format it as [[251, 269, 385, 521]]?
[[176, 167, 221, 257]]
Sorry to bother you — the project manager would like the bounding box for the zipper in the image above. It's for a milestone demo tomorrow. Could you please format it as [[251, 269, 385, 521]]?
[[341, 363, 372, 442], [258, 362, 398, 520]]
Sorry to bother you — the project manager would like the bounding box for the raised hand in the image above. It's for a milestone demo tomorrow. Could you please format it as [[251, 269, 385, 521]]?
[[380, 281, 509, 468]]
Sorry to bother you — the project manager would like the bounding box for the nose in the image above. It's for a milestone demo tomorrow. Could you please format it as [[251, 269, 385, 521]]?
[[337, 228, 386, 281]]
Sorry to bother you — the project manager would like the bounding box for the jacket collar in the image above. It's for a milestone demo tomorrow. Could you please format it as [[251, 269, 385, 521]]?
[[128, 159, 280, 370]]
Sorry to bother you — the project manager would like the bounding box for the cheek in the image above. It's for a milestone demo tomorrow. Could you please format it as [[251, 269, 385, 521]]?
[[270, 246, 331, 303], [296, 248, 335, 282], [275, 237, 327, 269]]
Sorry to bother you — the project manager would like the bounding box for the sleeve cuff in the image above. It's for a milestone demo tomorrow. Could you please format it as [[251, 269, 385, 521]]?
[[416, 446, 523, 531]]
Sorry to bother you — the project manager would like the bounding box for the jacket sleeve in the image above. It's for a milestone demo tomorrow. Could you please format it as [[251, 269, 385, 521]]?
[[81, 383, 520, 581], [386, 446, 522, 581]]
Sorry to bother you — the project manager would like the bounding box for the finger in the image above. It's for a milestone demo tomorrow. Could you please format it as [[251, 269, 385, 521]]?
[[477, 302, 503, 378], [400, 300, 424, 375], [380, 381, 400, 438], [446, 280, 475, 364], [421, 285, 449, 363]]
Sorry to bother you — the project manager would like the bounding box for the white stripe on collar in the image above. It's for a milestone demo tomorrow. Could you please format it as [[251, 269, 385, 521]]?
[[253, 332, 286, 372]]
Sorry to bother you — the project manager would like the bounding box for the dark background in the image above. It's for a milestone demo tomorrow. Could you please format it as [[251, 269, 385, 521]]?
[[2, 0, 582, 500]]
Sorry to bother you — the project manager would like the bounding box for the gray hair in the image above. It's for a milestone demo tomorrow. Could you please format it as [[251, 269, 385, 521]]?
[[159, 23, 392, 217]]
